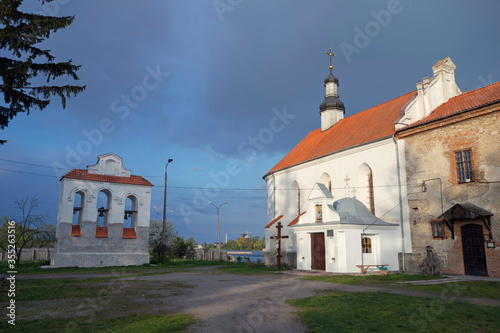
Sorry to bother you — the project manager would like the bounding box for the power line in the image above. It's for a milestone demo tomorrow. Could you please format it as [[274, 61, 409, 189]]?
[[0, 158, 70, 170], [0, 167, 57, 178]]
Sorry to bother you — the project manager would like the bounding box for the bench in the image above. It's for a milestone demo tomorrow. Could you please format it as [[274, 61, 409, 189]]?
[[356, 264, 389, 275]]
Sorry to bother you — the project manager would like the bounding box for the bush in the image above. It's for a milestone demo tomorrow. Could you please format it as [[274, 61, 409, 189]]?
[[152, 243, 170, 263], [236, 256, 242, 263]]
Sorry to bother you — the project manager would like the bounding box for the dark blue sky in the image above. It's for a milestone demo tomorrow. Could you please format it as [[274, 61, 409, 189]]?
[[1, 0, 499, 243]]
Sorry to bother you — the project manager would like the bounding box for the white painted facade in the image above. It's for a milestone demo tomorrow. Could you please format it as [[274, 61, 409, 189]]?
[[264, 138, 412, 272], [53, 153, 152, 267]]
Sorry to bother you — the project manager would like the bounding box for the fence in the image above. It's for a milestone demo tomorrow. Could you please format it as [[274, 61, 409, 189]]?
[[194, 249, 229, 261], [0, 248, 53, 261]]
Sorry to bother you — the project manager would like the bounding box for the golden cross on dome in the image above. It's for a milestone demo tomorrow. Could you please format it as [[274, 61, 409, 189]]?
[[325, 47, 336, 71], [344, 175, 350, 186]]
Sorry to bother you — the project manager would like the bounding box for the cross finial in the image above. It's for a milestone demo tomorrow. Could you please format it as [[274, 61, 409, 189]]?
[[325, 47, 336, 73], [344, 175, 350, 186]]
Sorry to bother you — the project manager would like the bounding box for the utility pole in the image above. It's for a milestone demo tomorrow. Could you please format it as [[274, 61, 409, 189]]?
[[163, 158, 173, 245], [209, 201, 228, 260]]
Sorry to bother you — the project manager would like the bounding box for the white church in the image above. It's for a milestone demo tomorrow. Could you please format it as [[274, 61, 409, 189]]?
[[263, 54, 462, 273]]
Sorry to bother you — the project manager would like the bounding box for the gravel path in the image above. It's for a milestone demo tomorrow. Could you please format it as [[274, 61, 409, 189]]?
[[118, 267, 500, 332], [18, 267, 500, 332]]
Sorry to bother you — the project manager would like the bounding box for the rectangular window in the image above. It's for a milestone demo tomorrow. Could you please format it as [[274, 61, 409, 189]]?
[[455, 149, 474, 183], [362, 237, 372, 253], [431, 219, 444, 238]]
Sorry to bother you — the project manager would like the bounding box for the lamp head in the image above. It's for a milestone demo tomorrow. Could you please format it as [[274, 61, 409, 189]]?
[[168, 158, 173, 163]]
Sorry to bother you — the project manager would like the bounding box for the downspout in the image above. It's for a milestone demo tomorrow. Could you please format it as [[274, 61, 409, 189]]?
[[272, 173, 276, 218], [392, 135, 405, 272]]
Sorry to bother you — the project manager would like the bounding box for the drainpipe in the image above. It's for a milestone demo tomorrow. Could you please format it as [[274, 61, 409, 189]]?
[[392, 135, 405, 272]]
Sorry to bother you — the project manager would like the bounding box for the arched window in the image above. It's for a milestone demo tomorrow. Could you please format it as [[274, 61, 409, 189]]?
[[123, 195, 137, 239], [292, 181, 300, 215], [320, 172, 332, 193], [362, 237, 372, 253], [72, 192, 84, 237], [357, 164, 375, 215], [96, 190, 111, 238]]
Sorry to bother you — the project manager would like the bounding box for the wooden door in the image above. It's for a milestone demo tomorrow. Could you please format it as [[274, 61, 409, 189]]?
[[311, 233, 325, 270], [461, 224, 487, 276]]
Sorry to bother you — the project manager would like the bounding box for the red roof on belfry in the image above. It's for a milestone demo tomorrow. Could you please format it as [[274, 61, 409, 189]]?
[[265, 90, 416, 177], [62, 169, 153, 186]]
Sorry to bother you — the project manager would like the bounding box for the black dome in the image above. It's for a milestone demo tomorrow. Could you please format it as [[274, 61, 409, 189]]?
[[319, 96, 345, 112], [324, 73, 339, 85]]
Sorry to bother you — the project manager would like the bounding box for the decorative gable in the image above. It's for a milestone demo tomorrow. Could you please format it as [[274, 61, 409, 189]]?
[[395, 57, 462, 129], [87, 153, 131, 177]]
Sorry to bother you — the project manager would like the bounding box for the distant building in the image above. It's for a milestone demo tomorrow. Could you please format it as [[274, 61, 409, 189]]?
[[264, 56, 499, 276], [52, 153, 153, 267]]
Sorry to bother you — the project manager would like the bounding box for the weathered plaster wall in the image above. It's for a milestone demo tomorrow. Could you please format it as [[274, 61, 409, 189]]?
[[402, 108, 500, 276]]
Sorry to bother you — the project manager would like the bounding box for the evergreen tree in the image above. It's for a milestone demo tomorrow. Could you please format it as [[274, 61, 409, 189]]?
[[0, 0, 85, 144]]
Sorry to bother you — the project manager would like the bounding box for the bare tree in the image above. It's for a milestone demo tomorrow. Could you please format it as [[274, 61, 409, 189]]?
[[0, 195, 47, 264]]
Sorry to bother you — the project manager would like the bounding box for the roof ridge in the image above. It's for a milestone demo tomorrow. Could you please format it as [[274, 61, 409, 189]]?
[[459, 81, 500, 97]]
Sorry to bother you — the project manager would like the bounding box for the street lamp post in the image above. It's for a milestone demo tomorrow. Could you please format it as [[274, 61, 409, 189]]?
[[209, 201, 228, 260], [163, 158, 173, 245]]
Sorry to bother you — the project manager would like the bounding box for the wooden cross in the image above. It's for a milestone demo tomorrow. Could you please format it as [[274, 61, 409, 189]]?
[[325, 47, 336, 72], [270, 222, 289, 270]]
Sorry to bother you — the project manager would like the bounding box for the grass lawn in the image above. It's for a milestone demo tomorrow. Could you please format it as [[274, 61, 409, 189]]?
[[300, 273, 444, 285], [0, 277, 192, 302], [288, 291, 500, 333], [217, 263, 290, 275], [397, 281, 500, 300], [0, 313, 195, 333], [0, 259, 242, 276]]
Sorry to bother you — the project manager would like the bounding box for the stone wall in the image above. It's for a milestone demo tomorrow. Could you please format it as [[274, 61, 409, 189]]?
[[400, 106, 500, 277], [264, 250, 297, 268], [52, 222, 150, 267]]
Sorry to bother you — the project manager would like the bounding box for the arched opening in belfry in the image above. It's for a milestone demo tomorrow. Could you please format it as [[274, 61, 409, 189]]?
[[96, 190, 111, 237], [123, 195, 138, 239], [71, 191, 84, 236]]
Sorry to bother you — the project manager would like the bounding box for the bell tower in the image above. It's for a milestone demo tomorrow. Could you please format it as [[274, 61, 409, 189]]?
[[319, 47, 345, 131]]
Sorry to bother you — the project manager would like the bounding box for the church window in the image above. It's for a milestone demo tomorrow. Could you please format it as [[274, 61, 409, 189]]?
[[455, 149, 474, 183], [320, 173, 332, 194], [362, 237, 372, 253], [431, 219, 444, 238], [367, 171, 375, 214], [292, 181, 300, 215]]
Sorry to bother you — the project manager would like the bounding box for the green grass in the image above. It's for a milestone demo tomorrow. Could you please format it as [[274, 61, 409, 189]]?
[[0, 259, 238, 276], [0, 313, 195, 333], [217, 263, 290, 275], [0, 277, 192, 302], [301, 273, 445, 285], [398, 281, 500, 300], [288, 291, 500, 333]]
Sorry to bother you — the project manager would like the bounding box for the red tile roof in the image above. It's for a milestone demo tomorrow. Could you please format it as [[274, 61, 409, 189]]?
[[265, 215, 283, 229], [288, 212, 307, 226], [95, 226, 108, 238], [71, 225, 81, 237], [122, 228, 137, 239], [62, 169, 153, 186], [402, 81, 500, 129], [265, 91, 416, 177]]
